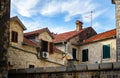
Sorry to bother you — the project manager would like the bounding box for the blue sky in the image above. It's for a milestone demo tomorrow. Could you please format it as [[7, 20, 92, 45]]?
[[11, 0, 115, 34]]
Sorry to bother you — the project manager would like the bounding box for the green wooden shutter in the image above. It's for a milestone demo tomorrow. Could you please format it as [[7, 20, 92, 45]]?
[[82, 49, 88, 62], [72, 48, 76, 59], [103, 44, 110, 58]]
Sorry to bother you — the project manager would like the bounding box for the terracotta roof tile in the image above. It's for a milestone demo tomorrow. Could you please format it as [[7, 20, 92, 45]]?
[[84, 29, 116, 43], [53, 27, 90, 43], [24, 28, 48, 36], [23, 37, 37, 46]]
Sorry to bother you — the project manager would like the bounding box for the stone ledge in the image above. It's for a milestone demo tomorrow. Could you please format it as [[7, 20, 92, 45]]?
[[45, 67, 56, 72], [113, 62, 120, 69], [76, 64, 87, 71], [35, 67, 45, 73], [56, 66, 66, 72], [87, 64, 99, 70], [100, 63, 113, 70], [26, 68, 35, 73]]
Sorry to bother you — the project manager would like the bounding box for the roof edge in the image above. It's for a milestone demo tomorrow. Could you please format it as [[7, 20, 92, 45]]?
[[11, 16, 27, 30]]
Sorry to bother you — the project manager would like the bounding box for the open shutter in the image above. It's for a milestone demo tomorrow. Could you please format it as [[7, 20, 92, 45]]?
[[49, 42, 53, 54]]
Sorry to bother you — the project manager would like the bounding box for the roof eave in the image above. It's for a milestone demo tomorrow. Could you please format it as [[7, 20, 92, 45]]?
[[81, 35, 116, 45], [11, 16, 27, 30], [22, 42, 37, 47], [112, 0, 115, 4]]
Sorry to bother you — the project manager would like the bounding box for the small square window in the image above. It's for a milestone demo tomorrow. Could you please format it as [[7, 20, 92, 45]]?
[[29, 65, 35, 68]]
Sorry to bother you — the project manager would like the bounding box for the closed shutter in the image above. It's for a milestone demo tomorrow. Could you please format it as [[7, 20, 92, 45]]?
[[82, 49, 88, 62], [72, 48, 76, 59], [103, 44, 110, 58]]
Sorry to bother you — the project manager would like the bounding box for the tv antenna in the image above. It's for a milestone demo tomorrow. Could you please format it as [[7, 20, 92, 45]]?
[[84, 11, 94, 27], [90, 11, 93, 27]]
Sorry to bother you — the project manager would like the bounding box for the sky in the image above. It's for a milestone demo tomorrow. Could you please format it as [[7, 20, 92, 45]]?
[[11, 0, 116, 34]]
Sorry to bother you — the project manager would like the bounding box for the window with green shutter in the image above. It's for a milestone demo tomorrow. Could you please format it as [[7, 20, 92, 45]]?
[[72, 48, 76, 59], [103, 44, 110, 59], [82, 49, 88, 62]]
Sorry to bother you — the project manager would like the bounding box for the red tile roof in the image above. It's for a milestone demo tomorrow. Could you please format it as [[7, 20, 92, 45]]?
[[24, 28, 50, 36], [23, 37, 37, 46], [84, 29, 116, 43], [53, 27, 90, 43]]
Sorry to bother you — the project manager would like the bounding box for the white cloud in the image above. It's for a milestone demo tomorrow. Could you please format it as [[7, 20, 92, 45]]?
[[49, 26, 71, 34], [23, 21, 42, 32], [11, 0, 39, 17], [39, 0, 102, 22], [40, 0, 61, 16]]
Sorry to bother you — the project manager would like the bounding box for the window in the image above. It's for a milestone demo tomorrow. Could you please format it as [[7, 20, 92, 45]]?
[[29, 65, 35, 68], [11, 31, 18, 42], [40, 39, 54, 54], [72, 48, 76, 59], [82, 49, 88, 62], [41, 39, 48, 52], [103, 44, 110, 59]]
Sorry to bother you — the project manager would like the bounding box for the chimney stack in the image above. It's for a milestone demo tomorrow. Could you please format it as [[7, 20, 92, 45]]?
[[76, 20, 83, 31]]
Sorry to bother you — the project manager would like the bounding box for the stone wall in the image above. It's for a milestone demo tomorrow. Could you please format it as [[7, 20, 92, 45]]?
[[8, 45, 64, 69], [0, 0, 10, 78], [9, 62, 120, 78], [79, 38, 116, 64], [115, 0, 120, 62]]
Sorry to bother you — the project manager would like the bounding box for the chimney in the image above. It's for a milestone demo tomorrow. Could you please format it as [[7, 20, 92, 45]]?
[[76, 20, 83, 31]]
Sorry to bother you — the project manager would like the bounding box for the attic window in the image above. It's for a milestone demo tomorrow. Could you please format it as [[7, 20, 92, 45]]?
[[40, 39, 53, 54], [11, 31, 18, 43]]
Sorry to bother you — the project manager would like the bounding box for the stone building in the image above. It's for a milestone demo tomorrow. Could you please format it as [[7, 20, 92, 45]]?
[[112, 0, 120, 62], [8, 16, 64, 69], [79, 29, 116, 64], [53, 20, 97, 64]]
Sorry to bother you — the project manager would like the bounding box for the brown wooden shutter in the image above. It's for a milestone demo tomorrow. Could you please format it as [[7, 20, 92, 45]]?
[[49, 42, 53, 54]]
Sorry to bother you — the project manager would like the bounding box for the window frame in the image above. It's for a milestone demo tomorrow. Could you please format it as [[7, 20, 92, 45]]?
[[82, 49, 88, 62], [72, 48, 77, 59], [11, 31, 18, 43], [103, 44, 110, 59]]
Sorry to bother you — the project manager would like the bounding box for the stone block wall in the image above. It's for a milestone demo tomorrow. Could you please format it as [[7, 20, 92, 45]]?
[[0, 0, 10, 78], [9, 62, 120, 78]]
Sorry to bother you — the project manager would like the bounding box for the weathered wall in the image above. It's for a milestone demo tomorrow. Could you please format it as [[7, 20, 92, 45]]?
[[79, 38, 116, 64], [10, 20, 24, 48], [114, 0, 120, 62], [8, 62, 120, 78], [8, 45, 64, 69], [38, 32, 53, 42], [0, 0, 10, 78]]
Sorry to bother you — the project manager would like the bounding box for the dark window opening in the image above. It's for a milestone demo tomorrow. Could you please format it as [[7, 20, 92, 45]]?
[[29, 65, 35, 68], [82, 49, 88, 62], [41, 39, 48, 52], [11, 31, 18, 43], [103, 44, 110, 59], [72, 48, 76, 59]]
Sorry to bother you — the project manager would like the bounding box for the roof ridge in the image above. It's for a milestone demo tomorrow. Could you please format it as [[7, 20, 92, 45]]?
[[56, 27, 91, 35], [24, 27, 48, 34], [83, 28, 116, 44]]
